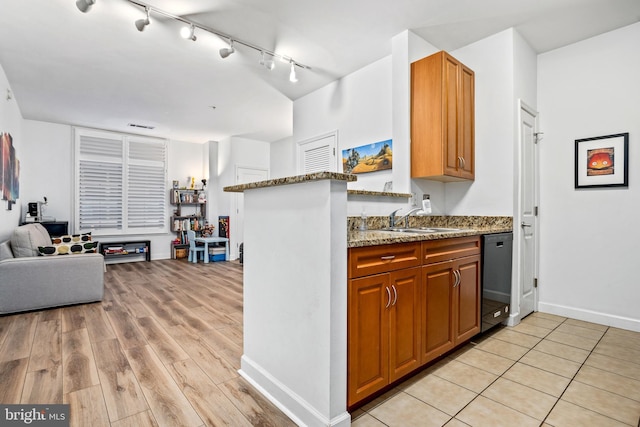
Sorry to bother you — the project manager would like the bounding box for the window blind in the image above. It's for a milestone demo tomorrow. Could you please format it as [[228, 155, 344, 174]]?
[[75, 129, 167, 235]]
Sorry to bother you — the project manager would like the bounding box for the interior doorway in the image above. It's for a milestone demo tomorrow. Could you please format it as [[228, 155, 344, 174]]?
[[516, 101, 539, 321], [232, 166, 268, 260]]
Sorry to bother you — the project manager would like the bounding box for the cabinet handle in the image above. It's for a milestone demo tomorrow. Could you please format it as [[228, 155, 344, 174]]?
[[385, 287, 391, 309], [461, 157, 466, 169], [453, 270, 460, 287], [458, 156, 463, 169], [391, 285, 398, 306], [380, 255, 396, 261]]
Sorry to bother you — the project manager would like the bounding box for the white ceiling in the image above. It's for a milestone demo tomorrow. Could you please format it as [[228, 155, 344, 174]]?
[[1, 0, 639, 143]]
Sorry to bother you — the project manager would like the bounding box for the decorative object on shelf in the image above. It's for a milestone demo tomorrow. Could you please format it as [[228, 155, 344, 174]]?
[[342, 139, 392, 174], [201, 178, 207, 190], [190, 177, 195, 189], [218, 216, 229, 238], [172, 180, 179, 189], [1, 132, 19, 210], [575, 132, 629, 189]]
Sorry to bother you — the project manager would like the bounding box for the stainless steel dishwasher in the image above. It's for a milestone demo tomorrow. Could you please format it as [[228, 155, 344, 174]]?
[[481, 232, 513, 332]]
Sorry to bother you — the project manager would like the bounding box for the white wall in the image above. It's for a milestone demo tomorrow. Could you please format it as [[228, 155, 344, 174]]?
[[537, 22, 640, 330], [216, 136, 270, 259], [270, 136, 296, 178], [18, 119, 206, 260], [0, 65, 24, 240], [293, 29, 535, 218], [294, 57, 394, 193]]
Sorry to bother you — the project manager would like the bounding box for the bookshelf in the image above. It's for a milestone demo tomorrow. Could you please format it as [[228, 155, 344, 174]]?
[[170, 189, 207, 259]]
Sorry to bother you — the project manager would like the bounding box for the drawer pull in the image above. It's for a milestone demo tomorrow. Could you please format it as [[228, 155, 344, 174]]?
[[380, 255, 396, 261]]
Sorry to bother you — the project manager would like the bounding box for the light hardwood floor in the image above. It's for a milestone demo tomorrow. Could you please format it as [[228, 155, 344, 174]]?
[[0, 259, 296, 427]]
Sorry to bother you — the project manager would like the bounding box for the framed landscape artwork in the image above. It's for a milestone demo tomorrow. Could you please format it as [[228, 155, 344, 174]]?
[[342, 139, 393, 174], [575, 132, 628, 189]]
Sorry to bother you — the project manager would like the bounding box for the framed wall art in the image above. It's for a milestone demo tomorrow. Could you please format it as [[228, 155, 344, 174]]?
[[575, 132, 628, 189], [342, 139, 392, 174]]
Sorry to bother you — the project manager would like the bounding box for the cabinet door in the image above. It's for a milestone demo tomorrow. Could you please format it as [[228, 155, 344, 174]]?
[[388, 267, 421, 381], [348, 274, 390, 407], [458, 64, 475, 180], [454, 255, 481, 343], [421, 262, 455, 364], [443, 53, 461, 177]]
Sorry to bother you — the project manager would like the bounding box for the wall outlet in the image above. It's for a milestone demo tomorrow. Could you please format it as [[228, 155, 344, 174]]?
[[410, 192, 418, 207]]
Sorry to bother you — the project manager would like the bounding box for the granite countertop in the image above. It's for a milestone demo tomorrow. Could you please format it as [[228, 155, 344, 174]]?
[[224, 172, 357, 193], [347, 215, 513, 248]]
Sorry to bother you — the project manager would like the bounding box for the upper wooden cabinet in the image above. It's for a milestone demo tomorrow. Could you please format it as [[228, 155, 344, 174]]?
[[411, 51, 475, 181]]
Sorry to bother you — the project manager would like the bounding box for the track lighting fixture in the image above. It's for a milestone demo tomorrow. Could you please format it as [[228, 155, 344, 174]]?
[[260, 51, 275, 70], [219, 40, 235, 59], [76, 0, 96, 13], [180, 24, 197, 41], [135, 7, 150, 32], [86, 0, 311, 82]]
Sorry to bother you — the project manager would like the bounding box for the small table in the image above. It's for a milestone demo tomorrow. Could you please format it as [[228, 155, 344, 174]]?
[[193, 236, 230, 263]]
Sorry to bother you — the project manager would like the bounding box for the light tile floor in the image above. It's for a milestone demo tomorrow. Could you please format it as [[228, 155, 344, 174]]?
[[351, 312, 640, 426]]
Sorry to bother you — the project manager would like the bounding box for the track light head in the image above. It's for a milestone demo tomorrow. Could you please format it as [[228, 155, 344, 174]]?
[[135, 7, 150, 32], [289, 61, 298, 83], [76, 0, 96, 13], [219, 40, 235, 59], [260, 51, 275, 70], [180, 24, 197, 41]]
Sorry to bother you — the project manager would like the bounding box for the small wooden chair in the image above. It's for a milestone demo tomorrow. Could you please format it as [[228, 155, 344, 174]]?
[[186, 230, 205, 263]]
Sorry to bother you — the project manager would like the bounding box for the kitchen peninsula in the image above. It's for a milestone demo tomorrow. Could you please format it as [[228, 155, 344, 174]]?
[[224, 172, 512, 426]]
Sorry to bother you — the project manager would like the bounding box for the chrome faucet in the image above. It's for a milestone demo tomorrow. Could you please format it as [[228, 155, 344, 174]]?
[[389, 207, 423, 228], [389, 209, 402, 227]]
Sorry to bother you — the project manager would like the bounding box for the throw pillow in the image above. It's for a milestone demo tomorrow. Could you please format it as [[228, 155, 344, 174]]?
[[51, 232, 92, 244], [11, 223, 52, 257], [38, 241, 99, 256]]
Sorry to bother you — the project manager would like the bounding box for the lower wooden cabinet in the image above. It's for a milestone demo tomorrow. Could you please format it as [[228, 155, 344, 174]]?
[[348, 236, 481, 408], [347, 267, 421, 407], [421, 254, 481, 363]]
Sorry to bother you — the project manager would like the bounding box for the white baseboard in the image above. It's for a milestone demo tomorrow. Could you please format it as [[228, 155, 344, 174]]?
[[538, 302, 640, 332], [239, 355, 351, 427]]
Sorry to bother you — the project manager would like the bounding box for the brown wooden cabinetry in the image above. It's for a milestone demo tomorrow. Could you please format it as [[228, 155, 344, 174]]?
[[348, 243, 421, 407], [348, 236, 481, 408], [411, 50, 475, 181], [421, 237, 481, 364]]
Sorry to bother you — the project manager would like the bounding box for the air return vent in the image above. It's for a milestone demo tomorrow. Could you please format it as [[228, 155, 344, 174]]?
[[128, 123, 155, 130]]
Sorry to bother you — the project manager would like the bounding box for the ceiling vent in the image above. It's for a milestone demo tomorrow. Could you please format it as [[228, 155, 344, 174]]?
[[128, 123, 155, 130]]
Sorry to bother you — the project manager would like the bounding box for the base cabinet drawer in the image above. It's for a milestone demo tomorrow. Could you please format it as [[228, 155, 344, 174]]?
[[349, 242, 420, 278]]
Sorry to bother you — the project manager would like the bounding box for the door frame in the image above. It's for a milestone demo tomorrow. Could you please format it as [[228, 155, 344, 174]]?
[[232, 165, 269, 260], [510, 100, 540, 325]]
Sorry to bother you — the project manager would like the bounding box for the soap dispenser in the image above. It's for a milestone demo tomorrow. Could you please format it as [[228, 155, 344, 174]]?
[[422, 195, 432, 215], [360, 209, 368, 231]]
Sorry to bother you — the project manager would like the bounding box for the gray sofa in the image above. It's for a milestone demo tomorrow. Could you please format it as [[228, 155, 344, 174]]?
[[0, 224, 104, 315]]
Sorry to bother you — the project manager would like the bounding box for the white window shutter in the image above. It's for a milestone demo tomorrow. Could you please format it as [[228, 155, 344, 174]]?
[[77, 134, 124, 232], [75, 129, 167, 235], [127, 138, 167, 230]]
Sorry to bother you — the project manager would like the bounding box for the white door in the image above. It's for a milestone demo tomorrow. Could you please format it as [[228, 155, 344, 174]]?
[[519, 102, 539, 318], [233, 167, 268, 259]]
